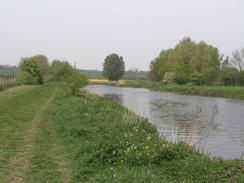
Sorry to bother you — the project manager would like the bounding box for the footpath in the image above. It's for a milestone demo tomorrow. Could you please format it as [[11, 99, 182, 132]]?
[[0, 85, 70, 183]]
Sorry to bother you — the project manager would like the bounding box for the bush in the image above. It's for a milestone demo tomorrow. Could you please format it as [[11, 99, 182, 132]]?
[[189, 72, 203, 85], [202, 66, 220, 85], [60, 69, 88, 96], [221, 67, 239, 86], [18, 56, 43, 85], [173, 71, 189, 85], [17, 72, 38, 85]]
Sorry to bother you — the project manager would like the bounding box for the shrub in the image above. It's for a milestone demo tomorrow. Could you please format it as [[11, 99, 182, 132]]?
[[17, 71, 38, 85], [18, 56, 43, 85], [60, 68, 88, 96], [189, 72, 203, 85], [173, 71, 189, 84], [202, 66, 220, 85]]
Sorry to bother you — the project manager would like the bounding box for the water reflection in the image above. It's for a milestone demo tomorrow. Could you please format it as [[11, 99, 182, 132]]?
[[84, 85, 244, 159], [104, 93, 123, 105]]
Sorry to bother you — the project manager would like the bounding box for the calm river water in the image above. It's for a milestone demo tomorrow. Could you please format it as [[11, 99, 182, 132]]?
[[85, 85, 244, 159]]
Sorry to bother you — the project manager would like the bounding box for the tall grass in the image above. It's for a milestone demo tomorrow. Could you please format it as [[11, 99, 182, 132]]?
[[124, 80, 244, 100], [171, 105, 220, 153]]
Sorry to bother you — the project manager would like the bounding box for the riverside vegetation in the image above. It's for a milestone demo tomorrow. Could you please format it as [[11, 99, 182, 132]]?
[[123, 80, 244, 100], [0, 83, 243, 182]]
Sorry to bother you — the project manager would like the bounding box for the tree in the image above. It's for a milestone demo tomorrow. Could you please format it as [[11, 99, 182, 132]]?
[[202, 66, 220, 85], [148, 58, 163, 81], [221, 67, 239, 86], [35, 54, 50, 76], [230, 48, 244, 70], [103, 53, 125, 81], [126, 67, 139, 80], [148, 49, 174, 81], [189, 41, 212, 73], [47, 60, 73, 81], [170, 37, 196, 69], [18, 56, 43, 85], [60, 66, 88, 96]]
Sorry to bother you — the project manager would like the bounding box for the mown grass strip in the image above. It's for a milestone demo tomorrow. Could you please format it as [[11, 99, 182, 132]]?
[[0, 84, 69, 183]]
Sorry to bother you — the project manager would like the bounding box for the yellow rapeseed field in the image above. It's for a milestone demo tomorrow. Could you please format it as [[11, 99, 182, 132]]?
[[88, 79, 125, 86]]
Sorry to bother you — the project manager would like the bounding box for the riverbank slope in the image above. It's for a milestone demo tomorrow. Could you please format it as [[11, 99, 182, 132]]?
[[0, 84, 243, 182], [123, 80, 244, 100]]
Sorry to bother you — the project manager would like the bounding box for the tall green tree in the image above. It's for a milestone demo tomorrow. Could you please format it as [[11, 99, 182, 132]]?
[[48, 60, 73, 81], [148, 49, 174, 81], [189, 41, 212, 73], [35, 54, 50, 76], [103, 53, 125, 81], [170, 37, 196, 70], [18, 56, 43, 85]]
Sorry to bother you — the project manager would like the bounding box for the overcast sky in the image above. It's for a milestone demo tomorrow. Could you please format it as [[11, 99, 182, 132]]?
[[1, 0, 244, 71]]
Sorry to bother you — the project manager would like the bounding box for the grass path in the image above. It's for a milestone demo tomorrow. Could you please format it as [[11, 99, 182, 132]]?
[[0, 85, 70, 183]]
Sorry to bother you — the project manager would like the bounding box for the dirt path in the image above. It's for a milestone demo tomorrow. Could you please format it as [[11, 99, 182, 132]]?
[[0, 85, 70, 183]]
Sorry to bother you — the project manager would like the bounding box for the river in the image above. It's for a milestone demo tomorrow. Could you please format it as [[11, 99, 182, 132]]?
[[85, 85, 244, 159]]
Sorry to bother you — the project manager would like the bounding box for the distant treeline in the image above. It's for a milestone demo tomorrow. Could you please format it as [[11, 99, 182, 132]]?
[[0, 65, 148, 80], [79, 69, 148, 80]]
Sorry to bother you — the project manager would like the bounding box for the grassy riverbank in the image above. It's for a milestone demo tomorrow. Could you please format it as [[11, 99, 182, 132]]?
[[0, 84, 243, 182], [123, 80, 244, 100]]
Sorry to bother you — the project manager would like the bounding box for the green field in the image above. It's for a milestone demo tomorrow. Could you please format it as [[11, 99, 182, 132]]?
[[0, 84, 243, 182], [0, 67, 148, 80], [0, 68, 20, 75]]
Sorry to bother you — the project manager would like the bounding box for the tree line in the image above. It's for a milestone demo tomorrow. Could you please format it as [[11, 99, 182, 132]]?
[[148, 37, 244, 86], [17, 55, 88, 96]]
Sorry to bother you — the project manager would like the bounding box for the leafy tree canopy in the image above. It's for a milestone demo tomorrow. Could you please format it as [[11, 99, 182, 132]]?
[[103, 53, 125, 81], [48, 60, 73, 81], [18, 56, 43, 85], [148, 37, 222, 81], [35, 54, 50, 76]]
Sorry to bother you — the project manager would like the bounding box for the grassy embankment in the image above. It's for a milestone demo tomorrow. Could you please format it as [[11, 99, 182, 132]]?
[[123, 80, 244, 100], [0, 84, 243, 182]]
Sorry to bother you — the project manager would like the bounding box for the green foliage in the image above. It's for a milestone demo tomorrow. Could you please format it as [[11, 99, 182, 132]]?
[[149, 37, 222, 84], [47, 60, 73, 82], [239, 71, 244, 86], [173, 71, 189, 85], [189, 72, 203, 85], [124, 80, 244, 99], [18, 56, 43, 85], [222, 67, 240, 86], [202, 66, 220, 85], [35, 54, 50, 76], [189, 41, 212, 73], [17, 71, 38, 85], [148, 49, 174, 81], [103, 53, 125, 81], [60, 68, 88, 96]]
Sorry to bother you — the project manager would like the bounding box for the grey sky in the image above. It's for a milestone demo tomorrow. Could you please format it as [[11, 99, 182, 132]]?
[[1, 0, 244, 71]]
